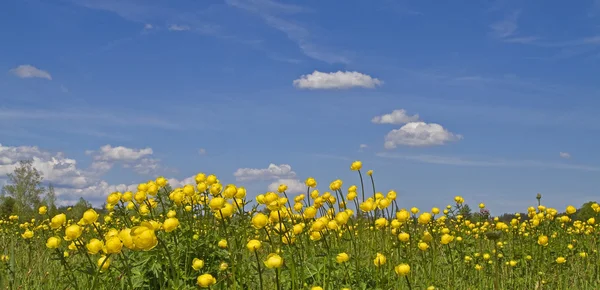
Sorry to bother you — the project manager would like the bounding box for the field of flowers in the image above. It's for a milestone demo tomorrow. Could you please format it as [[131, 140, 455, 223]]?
[[1, 160, 599, 289]]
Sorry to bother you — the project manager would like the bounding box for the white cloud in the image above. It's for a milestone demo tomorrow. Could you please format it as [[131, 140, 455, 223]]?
[[87, 145, 159, 175], [168, 24, 190, 31], [234, 163, 296, 182], [359, 144, 368, 152], [384, 122, 462, 148], [9, 65, 52, 80], [92, 145, 153, 162], [268, 178, 306, 194], [376, 152, 598, 171], [0, 144, 95, 189], [559, 152, 571, 159], [293, 71, 382, 90], [490, 11, 538, 44], [372, 109, 420, 125], [198, 148, 207, 155], [144, 23, 153, 29]]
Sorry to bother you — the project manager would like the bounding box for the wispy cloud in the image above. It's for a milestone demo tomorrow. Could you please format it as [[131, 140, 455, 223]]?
[[168, 24, 191, 31], [377, 152, 599, 171], [490, 10, 538, 43], [9, 65, 52, 80], [0, 108, 181, 130], [226, 0, 350, 64]]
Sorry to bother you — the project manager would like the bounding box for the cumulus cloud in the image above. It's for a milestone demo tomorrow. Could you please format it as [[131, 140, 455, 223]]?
[[268, 178, 306, 194], [92, 145, 153, 162], [372, 109, 420, 125], [198, 148, 207, 155], [9, 65, 52, 80], [168, 24, 190, 31], [87, 145, 159, 175], [234, 164, 296, 182], [293, 70, 382, 90], [0, 144, 94, 188], [144, 23, 153, 30], [384, 122, 462, 148], [559, 152, 571, 159]]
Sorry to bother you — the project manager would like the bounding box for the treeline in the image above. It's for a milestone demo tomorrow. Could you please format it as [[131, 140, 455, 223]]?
[[0, 160, 598, 222]]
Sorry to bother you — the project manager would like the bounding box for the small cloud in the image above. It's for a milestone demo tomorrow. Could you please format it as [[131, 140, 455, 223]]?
[[268, 178, 306, 194], [359, 144, 368, 152], [490, 11, 520, 38], [384, 122, 462, 148], [559, 152, 571, 159], [60, 85, 69, 93], [9, 65, 52, 80], [168, 24, 190, 31], [234, 163, 296, 182], [372, 109, 420, 125], [198, 148, 207, 155], [293, 70, 382, 90], [144, 23, 153, 30]]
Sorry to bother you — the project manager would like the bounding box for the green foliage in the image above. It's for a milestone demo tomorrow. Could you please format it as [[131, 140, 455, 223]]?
[[1, 160, 45, 216], [575, 201, 598, 221]]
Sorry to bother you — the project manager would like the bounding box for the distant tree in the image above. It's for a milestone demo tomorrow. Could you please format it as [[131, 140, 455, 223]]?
[[575, 201, 598, 221], [44, 183, 58, 215], [1, 160, 45, 215], [0, 196, 16, 217], [70, 197, 92, 220], [459, 204, 472, 220]]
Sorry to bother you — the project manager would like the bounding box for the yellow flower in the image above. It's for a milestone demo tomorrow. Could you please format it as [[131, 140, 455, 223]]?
[[367, 170, 373, 176], [538, 235, 549, 246], [197, 273, 217, 288], [440, 234, 454, 245], [418, 242, 429, 251], [565, 205, 577, 215], [305, 177, 317, 188], [395, 263, 410, 276], [396, 209, 410, 222], [65, 225, 82, 241], [209, 197, 226, 210], [192, 258, 205, 271], [86, 239, 104, 254], [130, 223, 158, 251], [556, 257, 566, 264], [410, 207, 419, 214], [21, 230, 34, 239], [264, 253, 283, 269], [163, 218, 180, 233], [350, 160, 362, 171], [373, 253, 386, 267], [81, 209, 99, 225], [50, 214, 67, 229], [509, 260, 517, 267], [46, 237, 61, 249], [97, 256, 110, 272], [418, 212, 432, 225], [277, 184, 288, 193], [479, 203, 485, 209], [454, 196, 464, 204], [218, 239, 228, 249], [588, 217, 595, 225], [398, 232, 410, 242], [219, 262, 228, 271], [104, 236, 122, 254], [312, 287, 324, 290], [38, 206, 47, 215], [246, 239, 262, 252], [336, 252, 350, 263]]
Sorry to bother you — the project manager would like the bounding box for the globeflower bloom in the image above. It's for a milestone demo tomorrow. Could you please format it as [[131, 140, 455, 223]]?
[[373, 253, 386, 267], [395, 263, 410, 276], [264, 253, 283, 269], [46, 237, 61, 249], [192, 258, 205, 271], [81, 209, 99, 225], [197, 274, 217, 288], [163, 218, 180, 233], [50, 214, 67, 229], [336, 252, 350, 264], [350, 160, 362, 171], [246, 239, 262, 252]]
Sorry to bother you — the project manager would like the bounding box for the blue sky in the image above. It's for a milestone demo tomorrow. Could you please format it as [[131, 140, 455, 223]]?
[[2, 0, 600, 214]]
